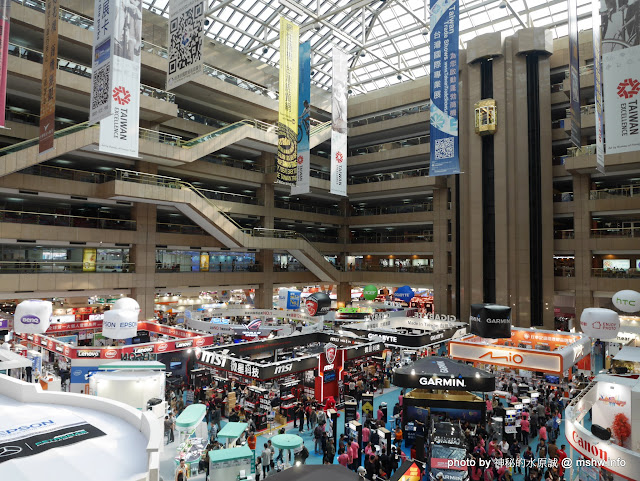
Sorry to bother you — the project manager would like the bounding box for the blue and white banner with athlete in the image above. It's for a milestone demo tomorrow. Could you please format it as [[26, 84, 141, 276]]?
[[291, 41, 311, 196], [429, 0, 460, 176]]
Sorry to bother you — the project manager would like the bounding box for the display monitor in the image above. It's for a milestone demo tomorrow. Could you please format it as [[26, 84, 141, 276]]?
[[324, 370, 336, 383], [603, 259, 630, 271], [170, 361, 182, 370], [545, 375, 560, 384]]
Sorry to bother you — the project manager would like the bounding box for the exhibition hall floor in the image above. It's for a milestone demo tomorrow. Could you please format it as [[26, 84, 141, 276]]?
[[159, 386, 577, 481]]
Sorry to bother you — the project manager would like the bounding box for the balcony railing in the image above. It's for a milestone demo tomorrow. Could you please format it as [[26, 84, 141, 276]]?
[[590, 185, 640, 200], [593, 268, 640, 279], [564, 64, 594, 79], [350, 232, 434, 244], [5, 108, 75, 131], [177, 109, 227, 129], [349, 135, 429, 157], [553, 192, 574, 202], [554, 229, 575, 239], [0, 208, 136, 230], [591, 226, 640, 238], [554, 266, 575, 277], [348, 167, 430, 185], [347, 265, 434, 274], [348, 102, 431, 128], [565, 104, 595, 119], [0, 261, 134, 273], [351, 203, 434, 216], [157, 223, 206, 236], [567, 144, 597, 157], [274, 200, 341, 216]]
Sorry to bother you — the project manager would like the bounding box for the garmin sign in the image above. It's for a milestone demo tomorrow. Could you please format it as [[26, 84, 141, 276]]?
[[419, 376, 466, 388], [470, 303, 511, 339]]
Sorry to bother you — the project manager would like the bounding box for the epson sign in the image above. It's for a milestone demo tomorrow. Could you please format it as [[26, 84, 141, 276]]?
[[419, 376, 466, 388], [0, 420, 55, 437]]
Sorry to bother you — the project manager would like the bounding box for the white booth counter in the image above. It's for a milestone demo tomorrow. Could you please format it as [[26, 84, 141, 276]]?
[[0, 375, 162, 481], [89, 370, 165, 411], [39, 372, 62, 391]]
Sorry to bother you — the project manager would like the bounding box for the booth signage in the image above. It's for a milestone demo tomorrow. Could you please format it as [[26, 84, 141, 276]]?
[[470, 303, 511, 339], [393, 357, 495, 392], [76, 350, 100, 358], [46, 320, 103, 332], [325, 343, 337, 364], [449, 342, 562, 373], [419, 376, 465, 388]]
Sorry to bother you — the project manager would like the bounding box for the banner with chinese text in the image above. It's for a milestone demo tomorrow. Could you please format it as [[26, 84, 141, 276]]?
[[592, 0, 604, 173], [568, 0, 581, 147], [330, 47, 347, 196], [0, 0, 10, 128], [167, 0, 205, 89], [291, 40, 311, 196], [39, 0, 59, 153], [89, 0, 114, 124]]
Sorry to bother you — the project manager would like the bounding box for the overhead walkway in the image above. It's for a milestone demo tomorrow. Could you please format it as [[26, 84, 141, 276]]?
[[100, 169, 340, 282], [0, 119, 332, 179]]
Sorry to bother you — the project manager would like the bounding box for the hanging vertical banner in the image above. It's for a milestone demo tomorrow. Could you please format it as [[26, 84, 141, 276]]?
[[330, 47, 348, 196], [568, 0, 581, 147], [603, 44, 640, 155], [167, 0, 205, 90], [89, 0, 114, 125], [39, 0, 59, 154], [592, 0, 605, 173], [99, 0, 142, 158], [291, 40, 311, 196], [276, 17, 299, 185], [0, 0, 10, 128], [429, 0, 460, 176]]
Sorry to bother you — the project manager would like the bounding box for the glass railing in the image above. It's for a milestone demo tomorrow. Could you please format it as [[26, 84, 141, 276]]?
[[0, 121, 94, 157], [202, 64, 277, 99], [350, 203, 434, 216], [350, 232, 434, 244], [0, 208, 136, 230], [5, 108, 75, 131], [346, 265, 434, 274], [202, 155, 264, 173], [349, 135, 429, 156], [564, 65, 594, 79], [138, 128, 184, 146], [348, 102, 431, 128], [554, 229, 575, 239], [553, 192, 574, 202], [551, 83, 564, 93], [274, 200, 341, 216], [590, 185, 640, 200], [567, 144, 597, 157], [592, 268, 640, 278], [310, 169, 330, 180], [197, 187, 258, 205], [554, 266, 575, 277], [157, 262, 263, 273], [19, 164, 113, 183], [348, 167, 429, 185], [0, 260, 134, 273], [13, 0, 94, 30], [565, 104, 595, 119], [156, 223, 206, 236], [273, 263, 309, 272], [8, 42, 176, 103], [591, 226, 640, 238], [177, 109, 227, 129]]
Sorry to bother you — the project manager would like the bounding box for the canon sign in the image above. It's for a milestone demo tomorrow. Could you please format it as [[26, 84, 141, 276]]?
[[419, 376, 466, 388], [572, 430, 608, 461]]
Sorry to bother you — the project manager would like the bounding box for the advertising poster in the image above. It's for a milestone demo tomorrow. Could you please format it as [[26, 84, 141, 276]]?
[[568, 0, 581, 147], [601, 0, 640, 54], [99, 0, 142, 158], [89, 0, 114, 124], [593, 1, 605, 172], [167, 0, 205, 89], [276, 17, 299, 185], [0, 0, 10, 128], [39, 0, 59, 154], [603, 44, 640, 155], [82, 248, 97, 272], [199, 253, 209, 272], [330, 47, 348, 196], [291, 40, 311, 196], [429, 0, 460, 176]]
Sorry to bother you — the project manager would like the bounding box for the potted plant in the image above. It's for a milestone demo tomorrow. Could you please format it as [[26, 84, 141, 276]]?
[[612, 413, 631, 446]]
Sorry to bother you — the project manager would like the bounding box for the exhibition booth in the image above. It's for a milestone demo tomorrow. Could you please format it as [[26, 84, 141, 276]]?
[[393, 357, 495, 427], [565, 373, 640, 481], [612, 346, 640, 374], [0, 374, 161, 481]]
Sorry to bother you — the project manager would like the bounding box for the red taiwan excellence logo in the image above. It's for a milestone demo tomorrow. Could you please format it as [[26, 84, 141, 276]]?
[[336, 151, 344, 163], [297, 155, 304, 164], [617, 78, 640, 99], [112, 86, 131, 105]]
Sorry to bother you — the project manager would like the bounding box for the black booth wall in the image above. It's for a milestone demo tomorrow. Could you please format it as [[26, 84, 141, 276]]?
[[402, 394, 486, 425]]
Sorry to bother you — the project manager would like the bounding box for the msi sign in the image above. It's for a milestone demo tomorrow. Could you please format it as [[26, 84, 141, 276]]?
[[325, 343, 337, 364]]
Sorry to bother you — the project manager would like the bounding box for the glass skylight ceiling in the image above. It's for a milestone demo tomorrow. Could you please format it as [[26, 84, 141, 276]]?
[[143, 0, 595, 93]]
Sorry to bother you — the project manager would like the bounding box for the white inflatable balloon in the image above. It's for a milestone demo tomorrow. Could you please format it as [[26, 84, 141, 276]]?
[[612, 290, 640, 313], [102, 309, 138, 339], [113, 297, 140, 312], [580, 308, 620, 339], [14, 300, 52, 334]]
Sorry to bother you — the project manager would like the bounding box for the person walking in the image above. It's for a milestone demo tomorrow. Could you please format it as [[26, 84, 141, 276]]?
[[260, 444, 271, 478], [314, 423, 324, 454], [175, 459, 188, 481], [165, 415, 175, 444], [520, 414, 530, 446], [324, 438, 336, 464]]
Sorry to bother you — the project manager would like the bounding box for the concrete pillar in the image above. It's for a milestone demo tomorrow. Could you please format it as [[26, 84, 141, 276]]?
[[254, 249, 274, 308], [572, 173, 593, 325], [432, 186, 450, 314], [336, 282, 351, 308]]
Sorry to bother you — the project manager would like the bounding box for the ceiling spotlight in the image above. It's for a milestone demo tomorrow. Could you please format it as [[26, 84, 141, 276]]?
[[422, 29, 429, 35], [348, 89, 353, 94], [263, 47, 268, 54], [205, 19, 210, 26], [499, 0, 507, 7], [314, 22, 321, 31], [360, 52, 365, 57], [397, 74, 402, 80]]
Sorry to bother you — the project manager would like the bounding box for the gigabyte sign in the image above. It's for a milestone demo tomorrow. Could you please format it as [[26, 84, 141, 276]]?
[[419, 376, 466, 388], [175, 340, 193, 349], [368, 333, 398, 344], [77, 350, 100, 358], [433, 436, 463, 446]]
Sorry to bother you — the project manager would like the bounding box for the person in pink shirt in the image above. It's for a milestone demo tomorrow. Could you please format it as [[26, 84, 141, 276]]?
[[364, 442, 374, 457], [520, 416, 530, 445], [338, 448, 349, 467], [511, 394, 518, 403], [350, 439, 360, 468], [362, 425, 370, 445], [488, 438, 497, 456], [538, 424, 548, 442]]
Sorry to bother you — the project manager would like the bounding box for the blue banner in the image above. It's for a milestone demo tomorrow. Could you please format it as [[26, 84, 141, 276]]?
[[430, 0, 460, 176], [568, 0, 581, 147], [292, 40, 311, 195]]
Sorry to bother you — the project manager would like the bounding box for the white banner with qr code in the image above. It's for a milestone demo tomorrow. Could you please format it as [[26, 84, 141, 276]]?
[[330, 48, 348, 197], [99, 0, 141, 158], [167, 0, 204, 90], [89, 0, 114, 125]]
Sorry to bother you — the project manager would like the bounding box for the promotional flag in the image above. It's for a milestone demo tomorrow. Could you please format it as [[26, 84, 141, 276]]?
[[291, 40, 311, 196], [99, 0, 142, 158], [39, 0, 59, 154], [89, 0, 114, 125], [429, 0, 460, 176], [603, 45, 640, 155], [0, 0, 10, 128], [276, 17, 299, 185], [593, 0, 605, 173], [568, 0, 581, 147], [167, 0, 205, 90], [330, 47, 347, 196]]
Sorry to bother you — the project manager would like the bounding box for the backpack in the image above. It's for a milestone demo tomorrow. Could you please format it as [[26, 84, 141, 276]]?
[[301, 446, 309, 460], [315, 426, 323, 439]]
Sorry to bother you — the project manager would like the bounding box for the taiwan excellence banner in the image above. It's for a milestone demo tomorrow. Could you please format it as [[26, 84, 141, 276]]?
[[0, 0, 10, 128], [603, 44, 640, 155], [276, 17, 299, 185], [99, 0, 142, 158], [429, 0, 460, 176], [89, 0, 114, 125], [568, 0, 581, 148], [167, 0, 205, 90], [330, 47, 348, 197], [592, 0, 605, 173], [39, 0, 59, 154], [291, 40, 311, 196]]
